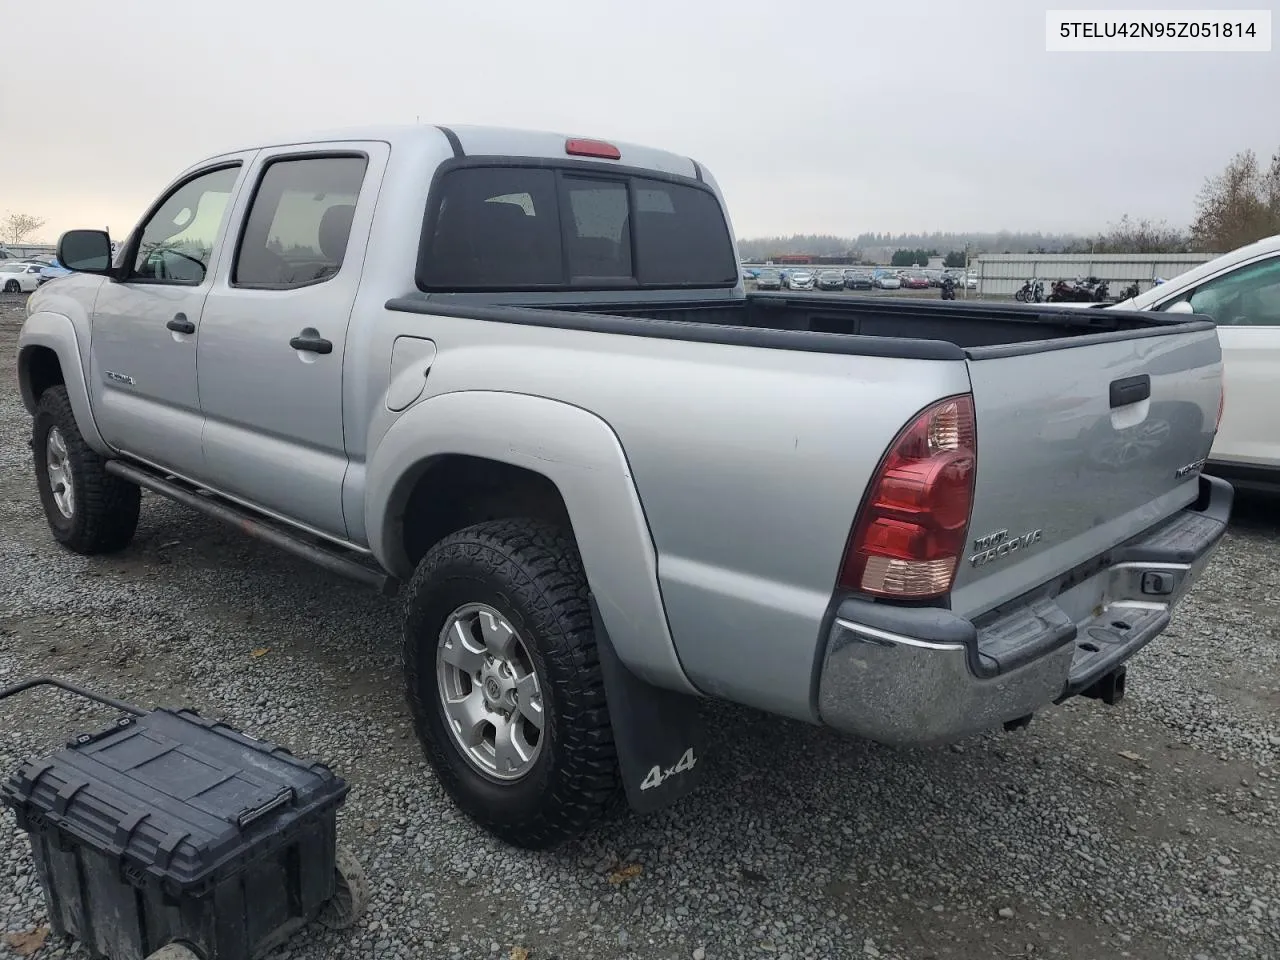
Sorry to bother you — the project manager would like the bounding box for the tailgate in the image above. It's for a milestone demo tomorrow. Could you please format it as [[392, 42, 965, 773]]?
[[949, 324, 1223, 619]]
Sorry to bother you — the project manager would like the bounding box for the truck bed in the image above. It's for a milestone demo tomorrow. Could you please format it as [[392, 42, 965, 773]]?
[[567, 294, 1203, 353], [386, 289, 1218, 660], [389, 292, 1213, 360]]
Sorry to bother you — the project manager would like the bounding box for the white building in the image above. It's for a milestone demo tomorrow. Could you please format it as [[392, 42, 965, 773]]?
[[972, 253, 1217, 298]]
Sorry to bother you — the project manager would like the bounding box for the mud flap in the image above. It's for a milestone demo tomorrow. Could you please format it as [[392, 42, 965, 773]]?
[[591, 598, 708, 815]]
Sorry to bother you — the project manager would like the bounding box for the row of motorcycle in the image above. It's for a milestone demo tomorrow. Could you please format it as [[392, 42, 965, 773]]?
[[1015, 277, 1142, 303]]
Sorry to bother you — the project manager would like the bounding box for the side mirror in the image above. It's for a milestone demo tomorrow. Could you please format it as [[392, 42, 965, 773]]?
[[56, 230, 115, 275], [1164, 300, 1195, 315]]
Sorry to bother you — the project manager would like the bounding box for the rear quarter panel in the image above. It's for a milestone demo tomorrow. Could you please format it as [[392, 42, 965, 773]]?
[[356, 307, 971, 720]]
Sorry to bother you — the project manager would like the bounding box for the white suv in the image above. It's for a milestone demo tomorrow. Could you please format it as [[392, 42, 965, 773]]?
[[1110, 235, 1280, 489]]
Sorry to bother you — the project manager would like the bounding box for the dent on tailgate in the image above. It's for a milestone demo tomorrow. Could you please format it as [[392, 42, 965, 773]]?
[[948, 328, 1222, 620]]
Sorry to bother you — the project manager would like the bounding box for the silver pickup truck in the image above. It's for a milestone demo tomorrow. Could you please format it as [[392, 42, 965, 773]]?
[[18, 125, 1231, 849]]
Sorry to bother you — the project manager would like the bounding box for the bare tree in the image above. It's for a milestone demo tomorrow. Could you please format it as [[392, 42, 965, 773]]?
[[1189, 149, 1280, 252], [1, 212, 47, 245], [1093, 214, 1190, 254]]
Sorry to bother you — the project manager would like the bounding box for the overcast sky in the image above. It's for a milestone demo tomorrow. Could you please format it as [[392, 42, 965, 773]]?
[[1, 0, 1275, 243]]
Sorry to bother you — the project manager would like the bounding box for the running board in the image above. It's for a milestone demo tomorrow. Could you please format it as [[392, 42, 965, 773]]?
[[104, 460, 400, 596]]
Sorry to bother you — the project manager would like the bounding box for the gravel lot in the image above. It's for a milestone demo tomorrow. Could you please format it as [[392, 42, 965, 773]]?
[[1, 291, 1277, 960]]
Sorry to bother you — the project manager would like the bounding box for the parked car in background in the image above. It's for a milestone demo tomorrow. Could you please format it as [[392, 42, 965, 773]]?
[[38, 258, 73, 285], [1104, 233, 1280, 490], [874, 273, 902, 290], [816, 270, 845, 291], [755, 268, 782, 290], [844, 269, 874, 290], [902, 272, 930, 290], [784, 269, 815, 291], [0, 261, 45, 293]]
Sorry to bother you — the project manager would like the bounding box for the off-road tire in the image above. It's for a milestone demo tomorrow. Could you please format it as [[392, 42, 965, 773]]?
[[402, 518, 620, 849], [32, 385, 140, 554]]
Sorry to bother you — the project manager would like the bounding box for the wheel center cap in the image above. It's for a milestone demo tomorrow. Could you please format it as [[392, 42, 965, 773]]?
[[484, 677, 502, 701]]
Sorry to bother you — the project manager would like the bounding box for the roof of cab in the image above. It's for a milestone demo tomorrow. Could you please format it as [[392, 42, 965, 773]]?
[[209, 123, 703, 182]]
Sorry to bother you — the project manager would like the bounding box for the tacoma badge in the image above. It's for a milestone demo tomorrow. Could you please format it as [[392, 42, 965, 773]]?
[[969, 528, 1044, 567]]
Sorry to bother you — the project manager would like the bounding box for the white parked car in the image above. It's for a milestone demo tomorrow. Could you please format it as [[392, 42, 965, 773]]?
[[1106, 234, 1280, 489], [0, 262, 46, 293], [874, 273, 902, 290], [784, 269, 815, 291]]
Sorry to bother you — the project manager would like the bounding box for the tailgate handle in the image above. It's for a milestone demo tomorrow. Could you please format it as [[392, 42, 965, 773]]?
[[1109, 374, 1151, 409]]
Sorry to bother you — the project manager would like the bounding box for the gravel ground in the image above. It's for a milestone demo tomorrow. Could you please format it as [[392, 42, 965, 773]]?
[[0, 291, 1277, 960]]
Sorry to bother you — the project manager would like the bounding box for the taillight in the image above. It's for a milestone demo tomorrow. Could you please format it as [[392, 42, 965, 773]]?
[[565, 138, 621, 160], [838, 395, 977, 599]]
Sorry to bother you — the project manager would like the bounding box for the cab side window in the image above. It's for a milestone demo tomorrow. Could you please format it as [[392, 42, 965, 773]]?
[[131, 165, 241, 283], [1161, 256, 1280, 326], [233, 156, 368, 289]]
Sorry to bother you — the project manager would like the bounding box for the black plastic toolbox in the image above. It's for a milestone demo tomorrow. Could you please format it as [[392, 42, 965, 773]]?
[[0, 678, 368, 960]]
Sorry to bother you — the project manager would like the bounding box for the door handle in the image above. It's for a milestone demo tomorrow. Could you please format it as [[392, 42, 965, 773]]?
[[166, 313, 196, 335], [289, 332, 333, 355]]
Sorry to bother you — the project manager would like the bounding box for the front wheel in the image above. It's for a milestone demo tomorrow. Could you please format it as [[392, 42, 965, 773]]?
[[402, 519, 621, 849], [32, 386, 140, 554], [3, 280, 19, 293]]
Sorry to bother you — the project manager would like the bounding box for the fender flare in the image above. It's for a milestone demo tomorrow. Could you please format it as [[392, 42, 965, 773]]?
[[365, 389, 697, 696], [17, 311, 110, 455]]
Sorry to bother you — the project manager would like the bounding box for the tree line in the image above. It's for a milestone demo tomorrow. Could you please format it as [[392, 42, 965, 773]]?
[[739, 146, 1280, 260]]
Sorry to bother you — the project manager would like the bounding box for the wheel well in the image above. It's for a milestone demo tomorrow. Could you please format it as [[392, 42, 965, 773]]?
[[21, 346, 65, 405], [401, 455, 575, 566]]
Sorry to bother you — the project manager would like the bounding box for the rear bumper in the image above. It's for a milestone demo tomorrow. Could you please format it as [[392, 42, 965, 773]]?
[[816, 474, 1232, 747]]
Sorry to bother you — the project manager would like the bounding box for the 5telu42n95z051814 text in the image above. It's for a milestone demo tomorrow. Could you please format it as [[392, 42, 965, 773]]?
[[1045, 9, 1272, 52]]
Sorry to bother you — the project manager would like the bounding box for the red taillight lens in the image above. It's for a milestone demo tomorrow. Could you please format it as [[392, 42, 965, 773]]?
[[565, 138, 621, 160], [838, 395, 977, 599]]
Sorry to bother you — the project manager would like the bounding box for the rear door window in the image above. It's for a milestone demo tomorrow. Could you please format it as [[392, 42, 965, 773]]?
[[419, 164, 736, 290], [233, 155, 368, 288]]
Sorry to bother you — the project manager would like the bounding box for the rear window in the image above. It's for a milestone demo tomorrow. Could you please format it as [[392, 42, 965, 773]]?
[[419, 164, 737, 290]]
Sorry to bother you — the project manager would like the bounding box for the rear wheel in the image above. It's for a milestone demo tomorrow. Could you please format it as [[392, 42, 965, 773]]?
[[3, 280, 19, 293], [32, 386, 140, 554], [402, 519, 621, 849]]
